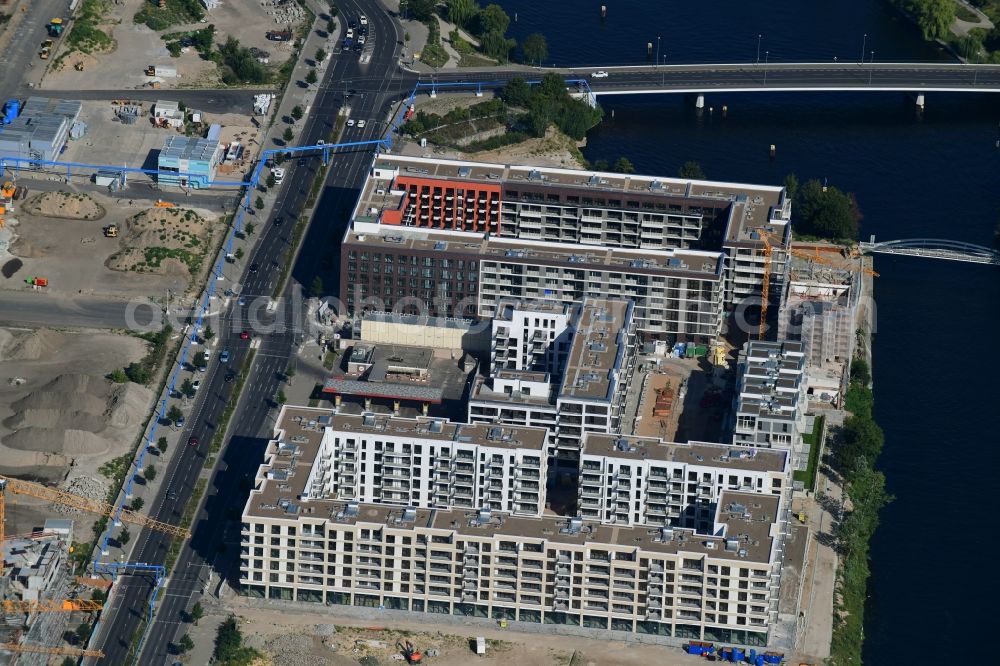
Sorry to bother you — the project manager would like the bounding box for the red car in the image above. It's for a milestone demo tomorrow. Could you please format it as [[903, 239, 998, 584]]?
[[239, 330, 250, 340], [188, 436, 199, 447]]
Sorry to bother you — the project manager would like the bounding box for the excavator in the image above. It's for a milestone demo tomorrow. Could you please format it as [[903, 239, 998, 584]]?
[[397, 639, 423, 664]]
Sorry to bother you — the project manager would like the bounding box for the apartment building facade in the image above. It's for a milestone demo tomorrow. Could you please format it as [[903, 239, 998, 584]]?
[[578, 434, 789, 529], [242, 497, 782, 648], [298, 412, 547, 516], [468, 298, 638, 466], [731, 341, 810, 469]]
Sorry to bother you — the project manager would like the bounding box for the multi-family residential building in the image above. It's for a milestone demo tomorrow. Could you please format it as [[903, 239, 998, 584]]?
[[341, 155, 793, 341], [489, 301, 573, 374], [269, 409, 548, 516], [731, 341, 810, 470], [468, 298, 637, 467], [241, 407, 787, 647], [578, 434, 789, 529]]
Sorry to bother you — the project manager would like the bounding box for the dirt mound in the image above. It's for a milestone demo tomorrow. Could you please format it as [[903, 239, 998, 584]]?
[[105, 383, 150, 429], [24, 191, 106, 221], [3, 426, 107, 455], [1, 329, 66, 361], [0, 447, 69, 482], [106, 207, 211, 276]]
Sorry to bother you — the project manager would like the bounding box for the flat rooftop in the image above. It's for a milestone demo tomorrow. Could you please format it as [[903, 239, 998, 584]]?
[[360, 155, 787, 245], [559, 298, 633, 401], [582, 433, 788, 473], [469, 374, 558, 408], [738, 341, 806, 420], [254, 492, 779, 564], [245, 407, 547, 520], [160, 134, 219, 163], [344, 229, 725, 279], [323, 343, 475, 403]]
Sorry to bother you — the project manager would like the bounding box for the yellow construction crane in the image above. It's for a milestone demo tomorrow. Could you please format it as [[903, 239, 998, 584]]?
[[0, 475, 191, 578], [1, 642, 104, 658], [1, 599, 102, 614], [791, 244, 879, 277], [757, 231, 775, 340]]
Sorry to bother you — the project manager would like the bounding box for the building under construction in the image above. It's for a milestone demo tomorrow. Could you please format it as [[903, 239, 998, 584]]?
[[777, 246, 865, 383]]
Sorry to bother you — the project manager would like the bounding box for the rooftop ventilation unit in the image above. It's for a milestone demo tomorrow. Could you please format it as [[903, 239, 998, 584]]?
[[528, 169, 542, 181], [402, 507, 417, 523], [457, 167, 472, 177], [428, 420, 444, 433]]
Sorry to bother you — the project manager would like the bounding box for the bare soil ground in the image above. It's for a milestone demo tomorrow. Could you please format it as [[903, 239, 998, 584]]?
[[22, 191, 106, 221], [3, 191, 221, 300], [41, 0, 303, 91], [218, 601, 715, 666], [401, 126, 586, 169], [0, 326, 153, 534]]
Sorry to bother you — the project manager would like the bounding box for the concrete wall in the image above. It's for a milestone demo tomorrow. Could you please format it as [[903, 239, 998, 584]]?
[[360, 318, 490, 353]]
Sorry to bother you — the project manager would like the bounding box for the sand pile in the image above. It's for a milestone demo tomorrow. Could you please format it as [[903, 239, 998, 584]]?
[[1, 374, 151, 456], [106, 208, 212, 276], [0, 329, 66, 361], [23, 191, 106, 220]]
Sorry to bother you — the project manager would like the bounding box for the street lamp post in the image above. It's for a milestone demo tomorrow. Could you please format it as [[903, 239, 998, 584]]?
[[764, 50, 769, 84], [656, 36, 661, 69], [756, 34, 762, 65], [861, 33, 867, 65], [661, 54, 666, 84], [869, 51, 875, 84]]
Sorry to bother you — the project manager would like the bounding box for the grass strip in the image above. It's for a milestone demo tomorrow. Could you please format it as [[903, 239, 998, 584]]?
[[793, 414, 825, 491]]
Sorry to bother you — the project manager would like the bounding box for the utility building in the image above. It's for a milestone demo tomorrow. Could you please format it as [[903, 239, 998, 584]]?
[[156, 135, 222, 188], [0, 97, 81, 163]]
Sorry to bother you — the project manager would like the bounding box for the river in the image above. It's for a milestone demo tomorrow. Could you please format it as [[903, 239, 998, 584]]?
[[494, 0, 1000, 660]]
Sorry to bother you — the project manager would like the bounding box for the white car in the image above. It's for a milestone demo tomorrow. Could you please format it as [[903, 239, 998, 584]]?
[[347, 118, 355, 127], [358, 35, 366, 45], [591, 71, 609, 78], [357, 119, 366, 128]]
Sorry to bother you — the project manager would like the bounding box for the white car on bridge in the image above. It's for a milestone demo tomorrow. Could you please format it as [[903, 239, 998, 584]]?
[[591, 71, 609, 78]]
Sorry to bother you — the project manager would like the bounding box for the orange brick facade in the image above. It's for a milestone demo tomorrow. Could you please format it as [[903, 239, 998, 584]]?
[[380, 176, 501, 233]]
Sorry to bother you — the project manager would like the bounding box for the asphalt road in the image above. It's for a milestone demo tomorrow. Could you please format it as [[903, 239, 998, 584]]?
[[22, 88, 271, 115], [426, 62, 1000, 92], [0, 291, 138, 329], [0, 0, 66, 98], [91, 1, 406, 663]]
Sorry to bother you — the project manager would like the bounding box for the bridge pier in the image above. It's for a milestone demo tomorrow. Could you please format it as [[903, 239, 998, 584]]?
[[915, 93, 925, 109], [695, 94, 705, 109]]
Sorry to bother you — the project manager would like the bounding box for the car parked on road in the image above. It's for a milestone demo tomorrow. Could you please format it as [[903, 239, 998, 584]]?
[[220, 350, 230, 363], [358, 119, 367, 128], [175, 415, 185, 428], [347, 118, 355, 127], [591, 70, 609, 78]]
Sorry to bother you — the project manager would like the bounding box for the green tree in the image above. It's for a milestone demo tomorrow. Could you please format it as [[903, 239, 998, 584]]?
[[130, 497, 145, 511], [266, 173, 276, 189], [310, 275, 325, 298], [405, 0, 437, 21], [478, 4, 510, 35], [613, 157, 635, 174], [522, 32, 548, 65], [214, 615, 258, 662], [255, 196, 265, 210], [118, 527, 131, 546], [837, 414, 884, 472], [282, 127, 294, 143], [678, 161, 705, 179], [793, 179, 860, 240], [204, 325, 215, 341], [235, 247, 245, 260], [75, 621, 91, 644], [157, 436, 168, 453], [446, 0, 479, 29], [181, 377, 196, 399], [144, 465, 157, 482], [291, 105, 304, 121], [245, 222, 255, 236], [62, 658, 76, 666], [784, 172, 800, 202], [167, 405, 184, 423], [190, 601, 204, 625], [909, 0, 955, 41], [177, 633, 195, 654], [326, 19, 335, 33], [305, 68, 318, 86], [124, 362, 151, 384], [193, 351, 208, 370], [276, 388, 287, 405], [499, 77, 532, 107], [315, 48, 327, 63], [850, 358, 872, 386], [591, 158, 610, 171], [110, 368, 128, 383], [285, 365, 296, 385]]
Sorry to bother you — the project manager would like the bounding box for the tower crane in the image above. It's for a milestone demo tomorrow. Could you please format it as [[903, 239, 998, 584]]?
[[0, 599, 102, 614], [791, 244, 879, 277], [756, 231, 776, 340], [0, 475, 190, 578], [1, 642, 105, 658]]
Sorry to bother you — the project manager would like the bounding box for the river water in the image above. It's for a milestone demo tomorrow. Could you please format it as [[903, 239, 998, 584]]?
[[495, 0, 1000, 659]]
